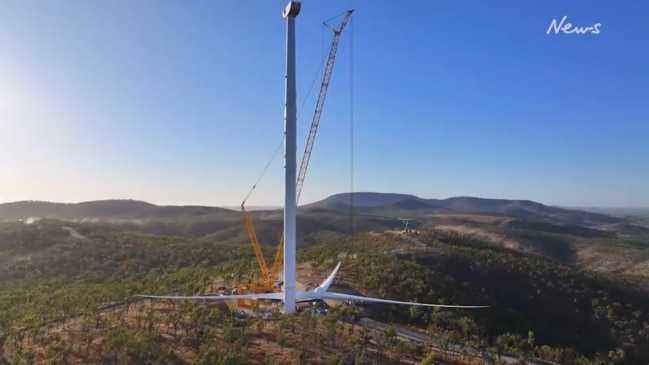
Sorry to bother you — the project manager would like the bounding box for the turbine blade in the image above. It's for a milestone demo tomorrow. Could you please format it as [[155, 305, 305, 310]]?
[[321, 292, 489, 309], [137, 292, 284, 301], [314, 261, 342, 292], [295, 290, 317, 299]]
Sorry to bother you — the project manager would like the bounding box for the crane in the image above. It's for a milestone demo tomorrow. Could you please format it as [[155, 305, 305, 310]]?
[[270, 9, 354, 286], [238, 9, 354, 295], [240, 203, 274, 293]]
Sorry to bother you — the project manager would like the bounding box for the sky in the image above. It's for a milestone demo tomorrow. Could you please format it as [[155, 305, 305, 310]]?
[[1, 1, 648, 208]]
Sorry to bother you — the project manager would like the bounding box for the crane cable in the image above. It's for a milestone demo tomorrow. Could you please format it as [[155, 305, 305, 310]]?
[[323, 10, 351, 27], [242, 47, 330, 206]]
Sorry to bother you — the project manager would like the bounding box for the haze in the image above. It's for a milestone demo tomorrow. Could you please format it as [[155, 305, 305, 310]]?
[[1, 1, 647, 208]]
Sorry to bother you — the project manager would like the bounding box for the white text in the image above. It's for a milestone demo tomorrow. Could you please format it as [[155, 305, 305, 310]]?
[[547, 16, 601, 34]]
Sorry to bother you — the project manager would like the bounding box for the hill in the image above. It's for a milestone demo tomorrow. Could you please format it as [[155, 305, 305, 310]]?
[[0, 220, 647, 364], [598, 223, 649, 236], [305, 192, 630, 227], [2, 195, 647, 280], [570, 207, 649, 218], [2, 194, 635, 230], [0, 199, 239, 222]]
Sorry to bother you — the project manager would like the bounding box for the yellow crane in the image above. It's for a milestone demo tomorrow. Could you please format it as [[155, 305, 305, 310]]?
[[238, 10, 354, 295], [270, 10, 354, 284], [240, 203, 274, 293]]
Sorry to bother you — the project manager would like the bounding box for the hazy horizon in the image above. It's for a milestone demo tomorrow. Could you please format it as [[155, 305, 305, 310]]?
[[2, 1, 647, 208], [2, 192, 648, 210]]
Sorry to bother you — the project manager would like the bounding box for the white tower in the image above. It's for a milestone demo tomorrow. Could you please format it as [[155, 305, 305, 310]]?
[[282, 0, 301, 314], [138, 2, 488, 317]]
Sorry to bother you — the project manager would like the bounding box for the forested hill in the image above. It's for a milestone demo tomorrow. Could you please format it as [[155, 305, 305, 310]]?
[[1, 194, 636, 228], [0, 220, 648, 363], [305, 192, 630, 226], [0, 199, 238, 222]]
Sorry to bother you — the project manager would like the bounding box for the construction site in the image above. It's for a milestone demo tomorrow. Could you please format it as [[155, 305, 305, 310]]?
[[215, 9, 355, 313]]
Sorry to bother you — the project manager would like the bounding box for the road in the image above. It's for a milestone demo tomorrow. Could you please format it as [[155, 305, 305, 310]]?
[[358, 317, 541, 365]]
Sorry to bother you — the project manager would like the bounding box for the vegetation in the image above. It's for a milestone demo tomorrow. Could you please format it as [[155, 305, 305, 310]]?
[[301, 230, 649, 364], [1, 194, 648, 363]]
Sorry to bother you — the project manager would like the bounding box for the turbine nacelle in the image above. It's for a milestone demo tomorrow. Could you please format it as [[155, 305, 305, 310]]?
[[282, 1, 301, 18]]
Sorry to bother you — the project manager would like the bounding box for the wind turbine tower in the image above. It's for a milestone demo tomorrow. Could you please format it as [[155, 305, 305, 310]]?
[[137, 2, 488, 315], [282, 0, 301, 314]]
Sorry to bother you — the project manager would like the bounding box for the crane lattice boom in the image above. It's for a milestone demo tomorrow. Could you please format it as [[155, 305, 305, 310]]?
[[241, 204, 270, 281], [270, 10, 354, 283], [238, 10, 353, 294]]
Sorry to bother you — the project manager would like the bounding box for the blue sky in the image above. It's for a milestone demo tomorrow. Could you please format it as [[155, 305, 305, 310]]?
[[1, 0, 647, 207]]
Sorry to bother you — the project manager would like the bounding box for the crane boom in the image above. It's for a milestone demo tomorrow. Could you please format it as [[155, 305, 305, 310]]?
[[241, 204, 270, 282], [270, 10, 354, 282], [295, 10, 353, 201], [237, 10, 353, 294]]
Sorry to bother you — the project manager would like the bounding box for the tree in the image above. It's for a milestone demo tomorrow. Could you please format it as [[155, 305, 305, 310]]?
[[608, 348, 625, 364], [419, 352, 436, 365], [377, 326, 397, 364], [322, 312, 340, 345], [0, 332, 7, 363], [394, 340, 411, 364]]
